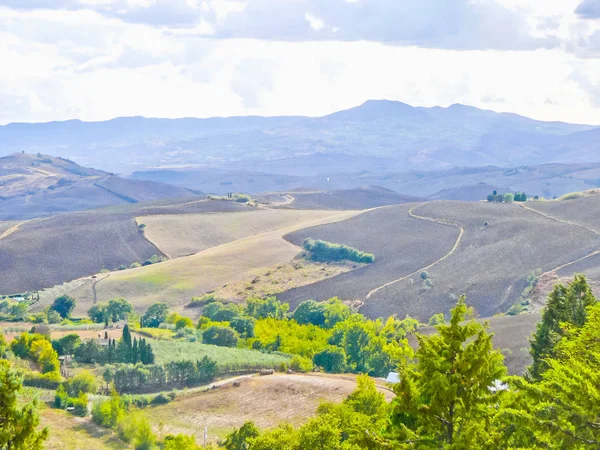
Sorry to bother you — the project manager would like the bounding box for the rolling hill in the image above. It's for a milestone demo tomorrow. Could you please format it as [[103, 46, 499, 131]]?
[[0, 153, 200, 220]]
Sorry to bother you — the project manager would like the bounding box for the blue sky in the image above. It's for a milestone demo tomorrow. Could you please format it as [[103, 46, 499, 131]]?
[[0, 0, 599, 124]]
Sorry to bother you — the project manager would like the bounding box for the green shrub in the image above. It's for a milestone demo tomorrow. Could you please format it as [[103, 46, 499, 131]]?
[[559, 192, 585, 201], [189, 293, 221, 307], [68, 393, 89, 417], [290, 355, 313, 373], [302, 238, 375, 264]]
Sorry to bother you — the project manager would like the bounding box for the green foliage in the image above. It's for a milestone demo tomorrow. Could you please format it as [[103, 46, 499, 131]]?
[[65, 370, 98, 396], [50, 295, 76, 319], [223, 421, 260, 450], [52, 334, 81, 356], [245, 296, 289, 320], [189, 292, 222, 307], [163, 434, 202, 450], [202, 326, 239, 347], [292, 300, 326, 327], [11, 333, 60, 375], [202, 302, 241, 322], [142, 302, 170, 328], [428, 312, 446, 326], [303, 238, 375, 264], [390, 296, 507, 448], [133, 417, 156, 450], [313, 346, 346, 373], [289, 355, 313, 373], [529, 274, 597, 380], [0, 360, 48, 449], [252, 317, 329, 358]]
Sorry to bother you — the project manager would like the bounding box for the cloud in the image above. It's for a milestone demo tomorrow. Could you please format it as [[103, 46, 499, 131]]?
[[576, 0, 600, 19], [0, 0, 558, 50]]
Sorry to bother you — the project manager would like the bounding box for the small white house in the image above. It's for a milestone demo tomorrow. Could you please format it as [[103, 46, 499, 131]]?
[[386, 372, 400, 383]]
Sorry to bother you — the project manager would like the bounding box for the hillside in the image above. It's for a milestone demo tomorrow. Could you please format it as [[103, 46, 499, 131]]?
[[1, 101, 596, 177], [0, 198, 249, 294], [280, 200, 600, 321], [147, 374, 395, 443], [0, 153, 199, 220]]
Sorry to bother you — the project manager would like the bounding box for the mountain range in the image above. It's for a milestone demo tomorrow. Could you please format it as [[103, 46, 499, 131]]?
[[0, 100, 597, 175]]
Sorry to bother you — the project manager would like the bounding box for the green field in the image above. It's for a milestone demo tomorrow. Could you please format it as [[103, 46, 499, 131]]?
[[151, 339, 291, 367]]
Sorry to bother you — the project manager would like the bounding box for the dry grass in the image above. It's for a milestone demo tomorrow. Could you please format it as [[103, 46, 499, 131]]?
[[147, 373, 394, 443], [138, 209, 352, 258], [213, 258, 359, 302], [40, 409, 127, 450], [63, 210, 359, 315]]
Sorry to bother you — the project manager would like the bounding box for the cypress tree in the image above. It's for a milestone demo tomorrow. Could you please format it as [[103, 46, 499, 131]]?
[[132, 338, 139, 364]]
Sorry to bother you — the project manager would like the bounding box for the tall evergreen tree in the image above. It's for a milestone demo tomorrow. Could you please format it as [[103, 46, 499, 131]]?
[[0, 360, 49, 449], [389, 296, 507, 448], [529, 274, 597, 379]]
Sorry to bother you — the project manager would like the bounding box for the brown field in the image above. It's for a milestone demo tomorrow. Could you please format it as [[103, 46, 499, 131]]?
[[279, 203, 460, 311], [284, 187, 423, 210], [361, 201, 600, 320], [50, 210, 359, 316], [1, 199, 249, 295], [147, 373, 394, 443], [277, 200, 600, 322], [138, 209, 351, 258]]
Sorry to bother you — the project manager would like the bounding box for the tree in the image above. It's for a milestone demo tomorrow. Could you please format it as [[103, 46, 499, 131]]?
[[107, 298, 133, 322], [248, 424, 297, 450], [163, 434, 202, 450], [323, 297, 351, 328], [428, 312, 446, 326], [0, 360, 49, 449], [296, 415, 342, 450], [66, 370, 98, 396], [293, 300, 326, 327], [202, 326, 238, 348], [529, 274, 597, 379], [142, 303, 169, 328], [499, 303, 600, 448], [49, 295, 76, 319], [503, 193, 514, 203], [389, 296, 507, 448], [134, 417, 156, 450], [314, 346, 346, 373], [52, 334, 81, 356], [223, 421, 260, 450], [88, 304, 108, 323], [245, 296, 289, 320]]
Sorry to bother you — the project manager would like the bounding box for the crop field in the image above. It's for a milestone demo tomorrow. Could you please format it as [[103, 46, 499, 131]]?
[[525, 194, 600, 233], [1, 199, 251, 296], [147, 374, 394, 443], [150, 339, 291, 367], [138, 209, 350, 258], [361, 201, 600, 321], [278, 204, 460, 311], [286, 187, 423, 210], [60, 210, 359, 315]]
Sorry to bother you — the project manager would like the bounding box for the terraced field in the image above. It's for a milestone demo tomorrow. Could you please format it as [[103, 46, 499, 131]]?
[[56, 209, 359, 316]]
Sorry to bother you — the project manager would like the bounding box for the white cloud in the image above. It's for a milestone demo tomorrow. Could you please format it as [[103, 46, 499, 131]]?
[[0, 1, 599, 125]]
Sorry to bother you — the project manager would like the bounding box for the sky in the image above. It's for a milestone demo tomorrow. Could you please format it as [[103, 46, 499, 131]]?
[[0, 0, 599, 125]]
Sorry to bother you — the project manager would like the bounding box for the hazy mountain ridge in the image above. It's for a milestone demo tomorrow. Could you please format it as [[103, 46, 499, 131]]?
[[0, 100, 597, 174]]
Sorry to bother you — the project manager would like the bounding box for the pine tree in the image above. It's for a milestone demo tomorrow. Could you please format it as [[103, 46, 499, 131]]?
[[389, 296, 507, 447], [529, 275, 597, 379], [0, 360, 49, 449]]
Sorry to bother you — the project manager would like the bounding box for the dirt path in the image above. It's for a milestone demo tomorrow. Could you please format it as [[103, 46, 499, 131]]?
[[518, 202, 600, 280], [518, 202, 600, 235], [365, 202, 465, 300]]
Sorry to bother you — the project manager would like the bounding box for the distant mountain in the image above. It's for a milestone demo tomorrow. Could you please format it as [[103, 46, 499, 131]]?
[[0, 153, 200, 220], [0, 101, 597, 175]]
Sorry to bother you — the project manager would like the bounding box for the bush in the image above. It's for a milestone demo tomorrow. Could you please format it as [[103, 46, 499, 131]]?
[[290, 355, 313, 373], [50, 295, 76, 319], [313, 347, 346, 373], [302, 238, 375, 264], [68, 393, 89, 417], [66, 370, 98, 396], [203, 326, 239, 348], [189, 293, 221, 307], [150, 392, 173, 405]]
